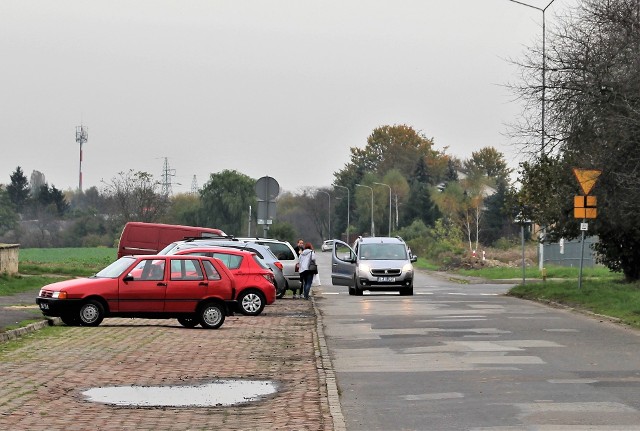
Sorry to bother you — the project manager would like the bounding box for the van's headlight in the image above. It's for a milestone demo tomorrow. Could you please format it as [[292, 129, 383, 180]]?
[[358, 263, 371, 274], [402, 263, 413, 273]]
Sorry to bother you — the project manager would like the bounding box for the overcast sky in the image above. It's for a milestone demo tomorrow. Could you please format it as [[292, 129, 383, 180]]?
[[1, 0, 568, 195]]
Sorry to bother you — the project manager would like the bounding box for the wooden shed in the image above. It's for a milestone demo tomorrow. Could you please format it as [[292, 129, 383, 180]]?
[[0, 244, 19, 275]]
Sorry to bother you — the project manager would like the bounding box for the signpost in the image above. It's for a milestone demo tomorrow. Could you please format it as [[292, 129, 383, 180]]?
[[255, 176, 280, 237], [573, 168, 601, 289]]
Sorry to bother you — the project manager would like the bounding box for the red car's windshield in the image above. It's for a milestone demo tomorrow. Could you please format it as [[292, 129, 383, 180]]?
[[95, 257, 136, 278]]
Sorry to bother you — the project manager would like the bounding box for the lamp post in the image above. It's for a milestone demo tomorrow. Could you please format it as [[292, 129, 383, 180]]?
[[507, 0, 556, 157], [318, 190, 331, 240], [334, 185, 349, 242], [356, 184, 374, 236], [373, 182, 392, 237], [508, 0, 557, 271]]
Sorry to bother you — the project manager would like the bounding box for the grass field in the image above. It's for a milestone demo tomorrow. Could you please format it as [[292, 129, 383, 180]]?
[[19, 247, 117, 277]]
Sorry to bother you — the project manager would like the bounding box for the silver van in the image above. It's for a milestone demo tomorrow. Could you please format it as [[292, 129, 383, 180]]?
[[331, 236, 416, 296]]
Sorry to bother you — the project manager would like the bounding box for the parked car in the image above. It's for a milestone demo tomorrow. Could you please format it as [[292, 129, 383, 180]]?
[[331, 236, 417, 296], [36, 255, 237, 329], [321, 240, 334, 252], [236, 238, 300, 293], [117, 222, 227, 258], [159, 238, 288, 299], [173, 247, 276, 316]]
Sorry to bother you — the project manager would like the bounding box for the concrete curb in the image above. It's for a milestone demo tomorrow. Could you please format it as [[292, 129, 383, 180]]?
[[0, 317, 58, 343], [312, 296, 346, 431]]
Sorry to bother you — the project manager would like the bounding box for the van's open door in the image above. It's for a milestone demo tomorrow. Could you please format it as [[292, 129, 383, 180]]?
[[331, 240, 356, 287]]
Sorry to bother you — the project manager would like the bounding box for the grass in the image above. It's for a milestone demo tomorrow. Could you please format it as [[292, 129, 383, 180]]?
[[19, 247, 116, 277], [0, 326, 65, 356], [0, 274, 71, 296], [456, 264, 617, 280], [509, 278, 640, 328]]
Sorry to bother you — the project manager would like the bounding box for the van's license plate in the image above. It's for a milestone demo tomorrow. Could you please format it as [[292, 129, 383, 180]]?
[[378, 276, 395, 282]]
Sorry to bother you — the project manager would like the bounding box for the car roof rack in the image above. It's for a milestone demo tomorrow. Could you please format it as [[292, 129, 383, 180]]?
[[181, 235, 239, 242]]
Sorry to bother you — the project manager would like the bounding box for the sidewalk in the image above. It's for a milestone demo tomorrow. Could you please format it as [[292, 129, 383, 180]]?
[[0, 296, 345, 431]]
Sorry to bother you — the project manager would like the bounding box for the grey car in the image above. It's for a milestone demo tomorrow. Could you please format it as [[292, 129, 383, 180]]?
[[159, 239, 288, 298], [236, 238, 300, 294], [331, 236, 417, 296]]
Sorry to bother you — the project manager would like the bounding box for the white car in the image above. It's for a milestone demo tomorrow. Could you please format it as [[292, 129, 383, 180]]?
[[321, 240, 334, 252]]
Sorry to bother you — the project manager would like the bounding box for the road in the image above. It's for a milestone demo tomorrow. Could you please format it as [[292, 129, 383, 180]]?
[[313, 250, 640, 430]]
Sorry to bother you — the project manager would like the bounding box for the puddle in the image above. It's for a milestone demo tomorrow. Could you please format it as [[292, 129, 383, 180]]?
[[82, 379, 278, 407]]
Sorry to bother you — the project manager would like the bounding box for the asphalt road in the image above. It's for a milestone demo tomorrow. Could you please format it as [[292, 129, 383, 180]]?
[[313, 250, 640, 430]]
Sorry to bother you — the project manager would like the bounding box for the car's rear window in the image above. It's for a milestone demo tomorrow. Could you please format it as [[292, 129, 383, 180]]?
[[252, 255, 269, 269], [263, 243, 294, 260], [212, 253, 243, 269]]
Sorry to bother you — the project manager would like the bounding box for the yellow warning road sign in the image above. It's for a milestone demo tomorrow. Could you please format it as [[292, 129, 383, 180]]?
[[573, 168, 601, 195]]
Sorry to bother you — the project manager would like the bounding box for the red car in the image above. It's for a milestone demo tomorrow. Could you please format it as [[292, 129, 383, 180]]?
[[173, 247, 276, 316], [36, 255, 237, 329]]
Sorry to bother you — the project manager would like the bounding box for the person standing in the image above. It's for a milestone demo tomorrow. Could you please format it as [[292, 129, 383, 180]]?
[[298, 242, 317, 300], [292, 239, 305, 299]]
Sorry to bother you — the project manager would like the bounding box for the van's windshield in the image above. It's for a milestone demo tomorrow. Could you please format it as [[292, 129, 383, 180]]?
[[359, 243, 408, 260]]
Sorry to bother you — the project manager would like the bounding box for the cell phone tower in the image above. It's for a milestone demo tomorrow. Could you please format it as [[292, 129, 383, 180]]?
[[76, 125, 88, 191]]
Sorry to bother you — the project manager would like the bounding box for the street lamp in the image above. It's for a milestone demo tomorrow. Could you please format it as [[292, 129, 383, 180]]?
[[507, 0, 556, 157], [356, 184, 374, 236], [318, 190, 331, 240], [373, 182, 392, 237], [508, 0, 557, 271], [333, 185, 349, 242]]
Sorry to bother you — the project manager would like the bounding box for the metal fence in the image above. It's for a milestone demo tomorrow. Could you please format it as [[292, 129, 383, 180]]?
[[541, 236, 598, 268]]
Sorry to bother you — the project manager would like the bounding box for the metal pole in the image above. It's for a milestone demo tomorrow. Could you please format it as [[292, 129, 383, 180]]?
[[507, 0, 556, 271], [373, 182, 392, 237], [578, 220, 586, 289], [318, 190, 331, 240], [334, 185, 350, 242], [356, 184, 374, 236], [521, 223, 526, 285]]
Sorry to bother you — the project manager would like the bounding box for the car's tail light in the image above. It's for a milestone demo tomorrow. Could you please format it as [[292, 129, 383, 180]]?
[[263, 274, 275, 285], [274, 261, 283, 270]]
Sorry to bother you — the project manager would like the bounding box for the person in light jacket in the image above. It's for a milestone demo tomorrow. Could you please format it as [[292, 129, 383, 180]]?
[[298, 242, 316, 300]]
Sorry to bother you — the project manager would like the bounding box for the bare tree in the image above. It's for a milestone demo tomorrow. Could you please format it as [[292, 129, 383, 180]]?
[[102, 170, 169, 223]]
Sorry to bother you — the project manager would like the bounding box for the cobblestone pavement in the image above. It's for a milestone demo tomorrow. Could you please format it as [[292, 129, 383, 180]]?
[[0, 296, 342, 431]]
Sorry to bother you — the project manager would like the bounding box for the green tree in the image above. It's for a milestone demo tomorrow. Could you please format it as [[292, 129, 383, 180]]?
[[6, 166, 30, 213], [464, 147, 511, 185], [199, 170, 256, 235], [0, 188, 18, 236], [267, 220, 297, 243], [334, 124, 439, 186], [162, 193, 202, 226], [401, 157, 440, 228]]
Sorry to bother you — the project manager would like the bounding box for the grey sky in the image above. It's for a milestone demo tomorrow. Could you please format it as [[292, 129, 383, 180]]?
[[1, 0, 563, 195]]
